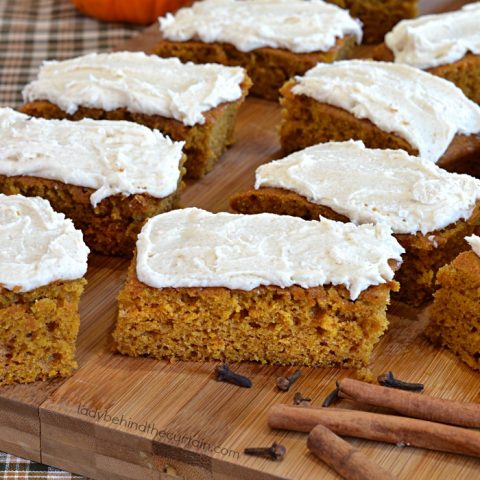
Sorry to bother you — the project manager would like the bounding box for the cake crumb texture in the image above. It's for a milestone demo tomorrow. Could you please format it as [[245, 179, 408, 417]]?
[[327, 0, 418, 44], [114, 261, 397, 367], [0, 279, 86, 385], [430, 54, 480, 105], [426, 251, 480, 371]]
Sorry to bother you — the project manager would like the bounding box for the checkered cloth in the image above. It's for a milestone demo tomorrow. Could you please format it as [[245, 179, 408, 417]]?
[[0, 452, 84, 479], [0, 0, 142, 477], [0, 0, 143, 107]]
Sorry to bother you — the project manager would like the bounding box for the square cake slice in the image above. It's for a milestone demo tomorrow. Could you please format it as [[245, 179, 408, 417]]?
[[155, 0, 362, 100], [0, 108, 186, 257], [279, 60, 480, 177], [230, 141, 480, 306], [0, 194, 89, 385], [374, 3, 480, 104], [114, 208, 404, 367], [426, 235, 480, 371], [20, 52, 251, 179]]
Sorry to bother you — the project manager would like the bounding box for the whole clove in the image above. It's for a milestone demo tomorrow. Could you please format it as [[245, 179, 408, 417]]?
[[322, 383, 340, 407], [293, 392, 311, 406], [276, 369, 302, 392], [244, 442, 286, 460], [377, 371, 424, 392], [215, 363, 252, 388]]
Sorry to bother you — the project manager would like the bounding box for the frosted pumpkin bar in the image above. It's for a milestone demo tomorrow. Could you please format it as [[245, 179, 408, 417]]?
[[426, 235, 480, 371], [0, 108, 185, 257], [230, 141, 480, 306], [279, 60, 480, 176], [0, 194, 89, 385], [374, 3, 480, 104], [21, 52, 251, 179], [113, 208, 404, 367], [155, 0, 362, 100]]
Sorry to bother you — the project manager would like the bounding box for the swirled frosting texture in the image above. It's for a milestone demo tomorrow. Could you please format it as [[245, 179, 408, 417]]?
[[466, 235, 480, 258], [0, 194, 89, 292], [159, 0, 362, 53], [22, 52, 246, 126], [136, 208, 404, 300], [255, 141, 480, 235], [292, 60, 480, 163], [0, 108, 184, 207], [385, 3, 480, 69]]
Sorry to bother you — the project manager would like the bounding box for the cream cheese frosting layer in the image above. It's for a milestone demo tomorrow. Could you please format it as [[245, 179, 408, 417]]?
[[466, 235, 480, 258], [22, 52, 246, 126], [385, 3, 480, 70], [136, 208, 404, 300], [0, 108, 184, 207], [0, 194, 89, 292], [255, 141, 480, 236], [292, 60, 480, 163], [159, 0, 362, 53]]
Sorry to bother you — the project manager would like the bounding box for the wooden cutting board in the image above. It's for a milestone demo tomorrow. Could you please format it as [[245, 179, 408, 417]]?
[[1, 1, 479, 479]]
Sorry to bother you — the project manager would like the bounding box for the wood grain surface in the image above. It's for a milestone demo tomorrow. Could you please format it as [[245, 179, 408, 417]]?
[[1, 1, 479, 479]]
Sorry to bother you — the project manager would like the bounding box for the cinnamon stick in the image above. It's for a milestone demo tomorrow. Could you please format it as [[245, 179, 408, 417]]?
[[338, 378, 480, 428], [308, 424, 398, 480], [268, 404, 480, 458]]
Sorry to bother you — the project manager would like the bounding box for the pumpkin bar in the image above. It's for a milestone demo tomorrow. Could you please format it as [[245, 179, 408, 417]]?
[[230, 141, 480, 306], [114, 208, 404, 367], [0, 194, 89, 385], [426, 235, 480, 371], [0, 108, 185, 257], [279, 60, 480, 177], [21, 51, 251, 179], [155, 0, 361, 100], [327, 0, 417, 44], [374, 3, 480, 104]]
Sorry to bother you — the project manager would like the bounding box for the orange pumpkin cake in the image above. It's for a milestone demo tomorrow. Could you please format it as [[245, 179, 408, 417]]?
[[230, 141, 480, 306], [114, 208, 404, 367], [155, 0, 362, 100], [0, 108, 185, 257], [279, 60, 480, 177], [21, 51, 251, 179], [0, 194, 89, 385], [426, 235, 480, 371], [374, 3, 480, 104]]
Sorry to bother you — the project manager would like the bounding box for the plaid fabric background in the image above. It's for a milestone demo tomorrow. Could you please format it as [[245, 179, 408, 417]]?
[[0, 0, 142, 478], [0, 0, 143, 107], [0, 452, 84, 479]]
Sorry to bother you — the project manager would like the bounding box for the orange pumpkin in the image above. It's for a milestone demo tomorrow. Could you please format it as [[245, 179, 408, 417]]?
[[71, 0, 194, 25]]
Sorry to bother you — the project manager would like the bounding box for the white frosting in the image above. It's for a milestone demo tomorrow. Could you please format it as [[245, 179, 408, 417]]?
[[22, 52, 246, 126], [136, 208, 404, 300], [386, 3, 480, 69], [255, 140, 480, 235], [466, 235, 480, 258], [292, 60, 480, 163], [159, 0, 362, 53], [0, 194, 89, 292], [0, 108, 184, 207]]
